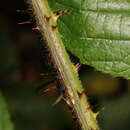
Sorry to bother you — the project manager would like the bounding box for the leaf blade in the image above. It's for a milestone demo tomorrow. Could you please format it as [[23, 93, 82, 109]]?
[[49, 0, 130, 79]]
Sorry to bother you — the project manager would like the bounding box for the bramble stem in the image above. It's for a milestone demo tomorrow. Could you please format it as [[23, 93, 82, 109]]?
[[28, 0, 100, 129]]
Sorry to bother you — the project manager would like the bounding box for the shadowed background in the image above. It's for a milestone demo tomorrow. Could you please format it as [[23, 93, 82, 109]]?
[[0, 0, 130, 130]]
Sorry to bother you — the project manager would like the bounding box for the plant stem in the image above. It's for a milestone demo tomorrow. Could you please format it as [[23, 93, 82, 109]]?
[[28, 0, 100, 129]]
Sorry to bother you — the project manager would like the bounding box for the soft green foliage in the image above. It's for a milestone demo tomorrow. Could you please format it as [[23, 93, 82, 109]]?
[[99, 94, 130, 130], [0, 92, 14, 130], [48, 0, 130, 79]]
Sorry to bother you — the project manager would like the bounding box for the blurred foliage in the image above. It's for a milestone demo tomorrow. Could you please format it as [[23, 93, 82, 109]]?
[[0, 91, 14, 130], [0, 0, 130, 130], [99, 94, 130, 130], [81, 71, 120, 97], [1, 82, 72, 130]]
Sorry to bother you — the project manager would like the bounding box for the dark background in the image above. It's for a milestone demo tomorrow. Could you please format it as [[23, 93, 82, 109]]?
[[1, 0, 130, 130]]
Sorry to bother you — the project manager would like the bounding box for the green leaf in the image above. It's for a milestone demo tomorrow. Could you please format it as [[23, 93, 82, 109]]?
[[0, 92, 14, 130], [48, 0, 130, 79]]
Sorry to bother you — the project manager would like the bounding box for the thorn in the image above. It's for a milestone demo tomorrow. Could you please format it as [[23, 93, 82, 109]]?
[[40, 72, 56, 76], [79, 92, 92, 112], [94, 107, 104, 118], [18, 21, 32, 25], [40, 73, 50, 76], [52, 94, 63, 106], [78, 91, 84, 99], [36, 80, 56, 95], [85, 106, 92, 112], [74, 63, 82, 71], [94, 112, 100, 119], [71, 99, 75, 105], [53, 10, 71, 21], [64, 99, 72, 107], [43, 85, 57, 93], [16, 10, 30, 13], [32, 26, 39, 30], [44, 15, 51, 24], [51, 25, 57, 31], [67, 87, 73, 97]]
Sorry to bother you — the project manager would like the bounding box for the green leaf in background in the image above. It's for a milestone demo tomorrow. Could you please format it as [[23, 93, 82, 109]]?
[[48, 0, 130, 79], [0, 91, 14, 130]]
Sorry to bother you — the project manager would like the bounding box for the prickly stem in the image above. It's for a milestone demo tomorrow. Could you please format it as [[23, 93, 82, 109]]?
[[27, 0, 100, 130]]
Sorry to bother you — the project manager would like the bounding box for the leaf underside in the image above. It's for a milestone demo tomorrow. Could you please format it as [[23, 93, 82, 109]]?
[[48, 0, 130, 79]]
